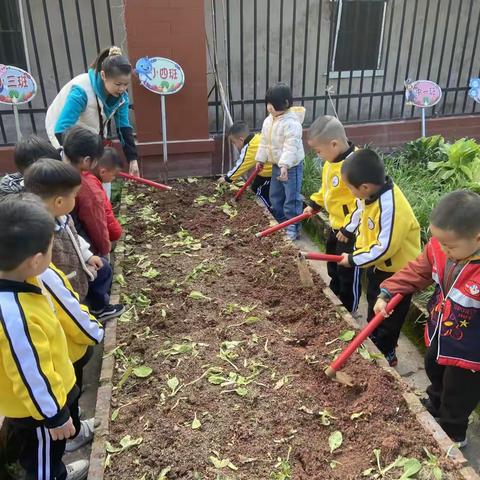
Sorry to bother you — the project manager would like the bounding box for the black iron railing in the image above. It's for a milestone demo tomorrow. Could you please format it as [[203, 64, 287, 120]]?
[[0, 0, 119, 145], [206, 0, 480, 134]]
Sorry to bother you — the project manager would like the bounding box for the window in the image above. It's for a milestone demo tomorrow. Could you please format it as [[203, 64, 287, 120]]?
[[331, 0, 387, 72], [0, 0, 27, 70]]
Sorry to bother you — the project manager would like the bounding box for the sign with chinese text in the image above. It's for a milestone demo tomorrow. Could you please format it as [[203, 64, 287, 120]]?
[[468, 78, 480, 103], [135, 57, 185, 95], [0, 64, 37, 105], [405, 79, 442, 108]]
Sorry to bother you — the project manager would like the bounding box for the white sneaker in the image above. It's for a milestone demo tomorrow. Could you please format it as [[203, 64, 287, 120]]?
[[65, 418, 95, 453], [455, 438, 468, 449], [66, 460, 89, 480]]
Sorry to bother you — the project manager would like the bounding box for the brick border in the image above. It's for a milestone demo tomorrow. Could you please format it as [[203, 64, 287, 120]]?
[[87, 192, 479, 480], [87, 201, 126, 480]]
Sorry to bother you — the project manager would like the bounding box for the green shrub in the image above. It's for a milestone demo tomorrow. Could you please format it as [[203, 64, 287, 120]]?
[[400, 135, 446, 165], [301, 150, 322, 199]]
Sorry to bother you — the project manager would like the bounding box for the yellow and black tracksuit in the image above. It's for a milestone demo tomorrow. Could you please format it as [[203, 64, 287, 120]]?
[[308, 143, 362, 312], [348, 177, 421, 358], [225, 133, 272, 208], [0, 276, 77, 480], [39, 263, 104, 448]]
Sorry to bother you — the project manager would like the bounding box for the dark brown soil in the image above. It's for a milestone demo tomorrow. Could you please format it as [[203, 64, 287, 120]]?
[[105, 180, 463, 480]]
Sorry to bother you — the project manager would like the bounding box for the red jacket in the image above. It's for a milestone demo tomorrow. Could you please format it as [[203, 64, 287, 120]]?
[[381, 238, 480, 371], [74, 172, 122, 256]]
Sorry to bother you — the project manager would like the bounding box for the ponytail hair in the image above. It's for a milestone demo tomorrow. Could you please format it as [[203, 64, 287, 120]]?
[[91, 46, 132, 77]]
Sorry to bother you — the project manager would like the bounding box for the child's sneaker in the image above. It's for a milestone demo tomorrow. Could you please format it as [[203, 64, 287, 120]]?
[[285, 227, 299, 241], [66, 460, 89, 480], [65, 418, 95, 452], [385, 350, 398, 367], [420, 397, 440, 419], [453, 437, 468, 449], [91, 304, 125, 322]]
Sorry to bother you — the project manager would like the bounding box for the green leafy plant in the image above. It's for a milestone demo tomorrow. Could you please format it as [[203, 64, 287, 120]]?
[[328, 431, 343, 453], [220, 203, 238, 218], [301, 150, 322, 198], [428, 138, 480, 183], [189, 290, 211, 301], [209, 452, 238, 471], [269, 447, 292, 480], [401, 135, 446, 165], [422, 448, 443, 480]]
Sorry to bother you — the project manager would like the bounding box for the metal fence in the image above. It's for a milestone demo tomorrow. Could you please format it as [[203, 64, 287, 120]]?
[[0, 0, 126, 145], [206, 0, 480, 134]]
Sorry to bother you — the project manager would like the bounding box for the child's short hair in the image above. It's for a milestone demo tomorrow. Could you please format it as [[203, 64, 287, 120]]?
[[430, 190, 480, 238], [308, 116, 348, 144], [228, 121, 250, 138], [63, 126, 104, 165], [341, 149, 385, 187], [0, 193, 54, 271], [265, 83, 293, 111], [14, 135, 61, 173], [24, 158, 81, 199], [99, 147, 124, 170]]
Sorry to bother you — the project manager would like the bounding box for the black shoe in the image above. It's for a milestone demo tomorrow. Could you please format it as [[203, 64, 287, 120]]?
[[420, 397, 440, 419], [91, 304, 125, 322], [385, 350, 398, 367]]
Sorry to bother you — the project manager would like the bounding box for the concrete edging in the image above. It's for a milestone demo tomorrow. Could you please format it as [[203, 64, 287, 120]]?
[[87, 201, 127, 480]]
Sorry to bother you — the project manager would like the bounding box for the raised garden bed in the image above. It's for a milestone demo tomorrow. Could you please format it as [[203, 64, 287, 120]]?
[[94, 180, 475, 480]]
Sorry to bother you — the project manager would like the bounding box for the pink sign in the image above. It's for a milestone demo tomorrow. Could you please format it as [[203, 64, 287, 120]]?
[[135, 57, 185, 95], [405, 79, 442, 108]]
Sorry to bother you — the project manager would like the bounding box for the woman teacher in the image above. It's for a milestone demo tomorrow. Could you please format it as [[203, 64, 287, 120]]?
[[46, 46, 139, 176]]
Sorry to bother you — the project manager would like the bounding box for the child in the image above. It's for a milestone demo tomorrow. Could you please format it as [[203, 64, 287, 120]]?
[[374, 191, 480, 447], [0, 195, 88, 480], [219, 121, 272, 208], [304, 116, 362, 313], [255, 83, 305, 240], [0, 135, 61, 197], [338, 149, 421, 366], [24, 158, 124, 322], [62, 127, 120, 256]]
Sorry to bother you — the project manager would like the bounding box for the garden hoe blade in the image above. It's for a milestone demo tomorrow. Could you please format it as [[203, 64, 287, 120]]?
[[325, 294, 404, 387], [325, 366, 354, 387], [296, 255, 314, 287]]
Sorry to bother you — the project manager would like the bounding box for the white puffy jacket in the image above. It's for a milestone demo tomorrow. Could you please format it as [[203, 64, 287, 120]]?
[[255, 106, 306, 169]]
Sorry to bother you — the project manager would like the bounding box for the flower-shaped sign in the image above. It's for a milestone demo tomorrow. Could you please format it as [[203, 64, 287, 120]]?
[[135, 57, 185, 96], [405, 79, 442, 108], [468, 78, 480, 103], [0, 64, 37, 105]]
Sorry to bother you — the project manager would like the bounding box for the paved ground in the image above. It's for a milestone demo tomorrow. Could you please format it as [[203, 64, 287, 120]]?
[[295, 232, 480, 472]]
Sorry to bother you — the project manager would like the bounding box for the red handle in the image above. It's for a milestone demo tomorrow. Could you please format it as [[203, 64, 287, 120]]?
[[234, 164, 263, 201], [301, 252, 343, 262], [255, 211, 316, 238], [328, 293, 404, 373], [118, 172, 172, 191]]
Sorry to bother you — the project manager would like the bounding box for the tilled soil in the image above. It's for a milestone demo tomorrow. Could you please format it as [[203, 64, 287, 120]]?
[[105, 180, 463, 480]]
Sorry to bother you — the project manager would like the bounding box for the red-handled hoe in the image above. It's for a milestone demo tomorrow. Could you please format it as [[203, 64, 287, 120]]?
[[325, 293, 404, 386], [255, 210, 319, 238], [299, 252, 344, 263], [118, 172, 172, 191], [231, 164, 263, 203]]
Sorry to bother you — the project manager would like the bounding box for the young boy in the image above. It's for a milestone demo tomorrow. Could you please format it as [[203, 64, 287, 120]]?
[[304, 116, 362, 313], [219, 121, 272, 208], [338, 149, 421, 366], [0, 195, 88, 480], [24, 158, 124, 321], [74, 146, 123, 256], [256, 83, 305, 240], [0, 135, 61, 197], [374, 191, 480, 447]]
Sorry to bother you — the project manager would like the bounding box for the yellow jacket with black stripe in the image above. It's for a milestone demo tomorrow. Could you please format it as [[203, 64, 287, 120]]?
[[225, 134, 272, 182], [39, 264, 104, 363], [348, 178, 421, 273], [0, 277, 76, 426], [309, 144, 362, 235]]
